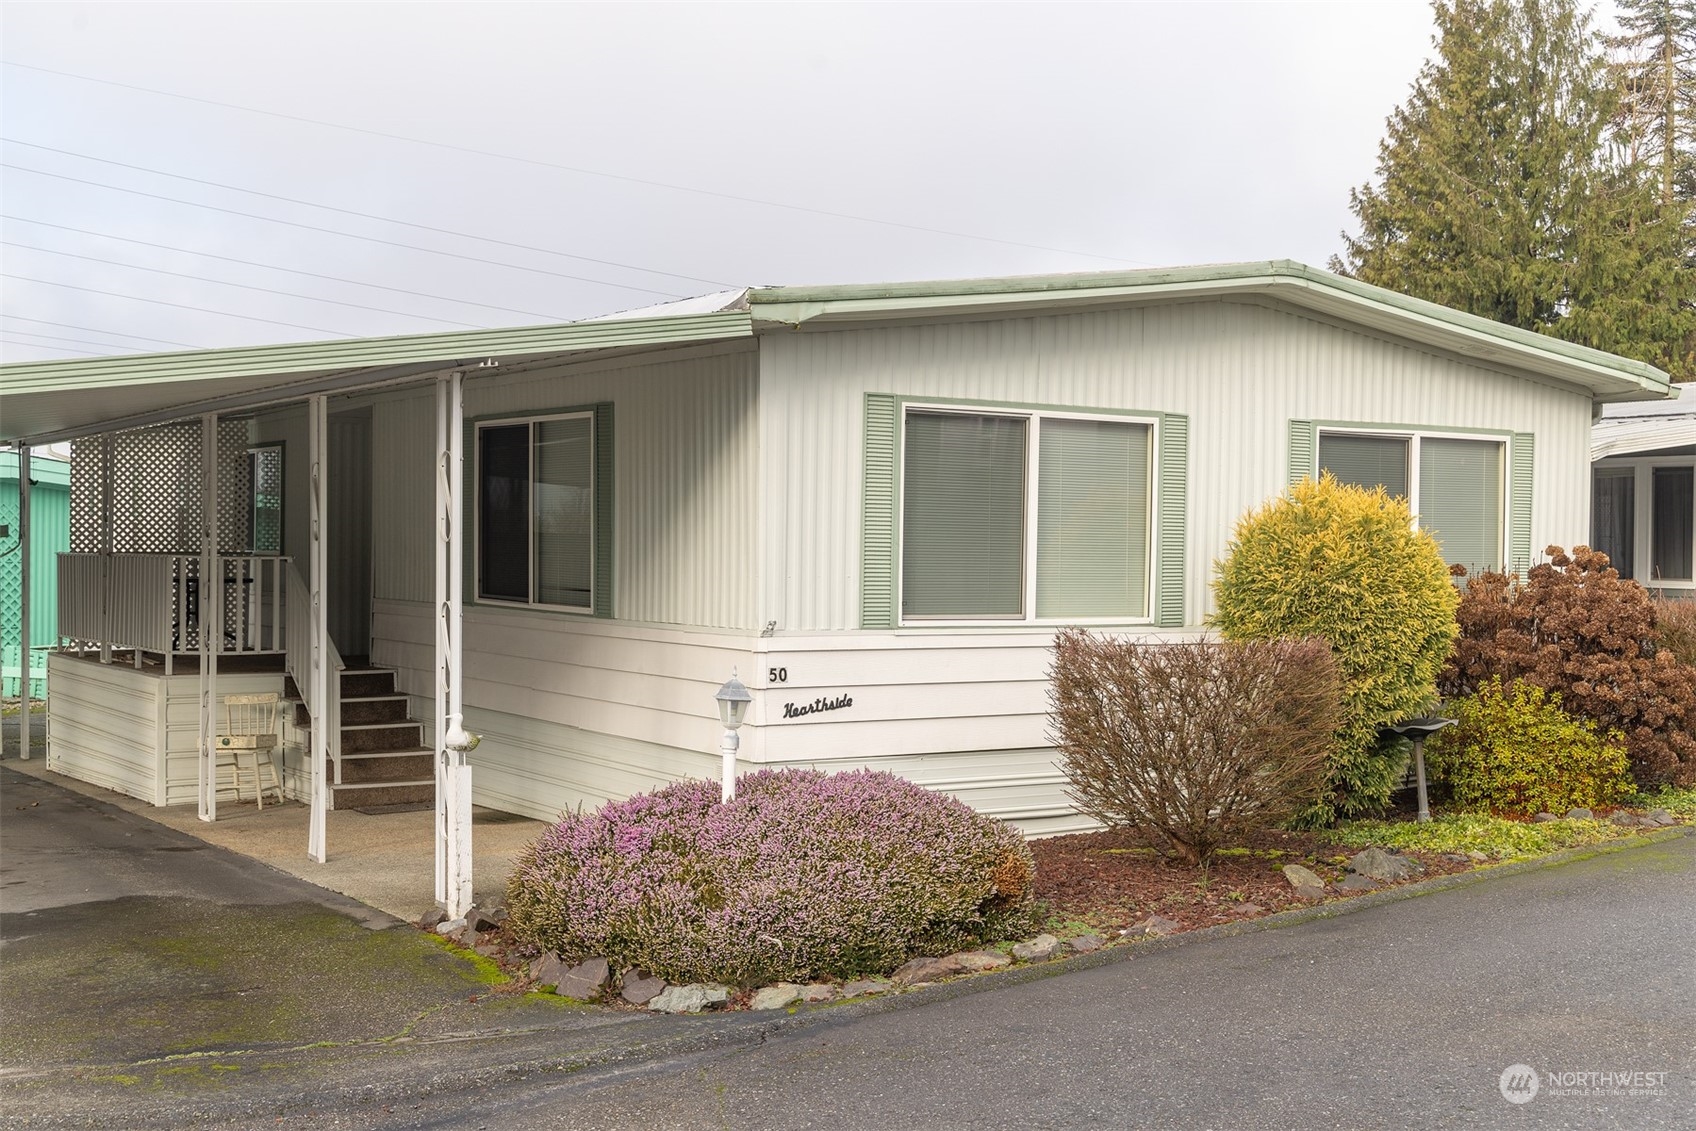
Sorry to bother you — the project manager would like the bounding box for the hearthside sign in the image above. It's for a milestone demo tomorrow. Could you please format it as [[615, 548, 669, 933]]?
[[780, 693, 853, 720]]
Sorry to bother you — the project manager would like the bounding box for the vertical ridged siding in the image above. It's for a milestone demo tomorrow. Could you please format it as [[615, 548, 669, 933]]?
[[369, 342, 759, 631], [761, 299, 1594, 631]]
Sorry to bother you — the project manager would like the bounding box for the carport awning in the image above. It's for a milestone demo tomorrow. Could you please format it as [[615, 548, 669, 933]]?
[[0, 310, 752, 445]]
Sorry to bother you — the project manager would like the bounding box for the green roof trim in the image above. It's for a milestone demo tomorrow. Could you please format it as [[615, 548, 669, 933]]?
[[748, 260, 1670, 403], [0, 311, 753, 394]]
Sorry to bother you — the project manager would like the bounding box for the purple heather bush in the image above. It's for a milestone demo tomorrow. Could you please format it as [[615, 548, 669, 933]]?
[[505, 769, 1037, 986]]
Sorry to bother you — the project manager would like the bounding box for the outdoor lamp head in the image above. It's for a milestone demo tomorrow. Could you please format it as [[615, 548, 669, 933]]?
[[715, 672, 752, 731]]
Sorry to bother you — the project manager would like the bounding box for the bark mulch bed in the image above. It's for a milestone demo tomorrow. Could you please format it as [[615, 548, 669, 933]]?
[[1029, 826, 1474, 936]]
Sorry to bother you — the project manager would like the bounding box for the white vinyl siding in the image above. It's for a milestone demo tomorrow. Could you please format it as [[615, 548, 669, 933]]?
[[899, 405, 1153, 624], [1319, 428, 1505, 572]]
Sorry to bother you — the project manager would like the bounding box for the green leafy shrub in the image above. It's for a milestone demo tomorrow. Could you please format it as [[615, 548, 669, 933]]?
[[1653, 595, 1696, 668], [1049, 631, 1342, 866], [1629, 784, 1696, 818], [1443, 546, 1696, 787], [1330, 813, 1628, 859], [1211, 474, 1460, 824], [1426, 679, 1631, 817], [504, 769, 1036, 987]]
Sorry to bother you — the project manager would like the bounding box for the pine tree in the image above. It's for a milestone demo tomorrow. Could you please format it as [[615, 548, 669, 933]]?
[[1334, 0, 1695, 375], [1608, 0, 1696, 205]]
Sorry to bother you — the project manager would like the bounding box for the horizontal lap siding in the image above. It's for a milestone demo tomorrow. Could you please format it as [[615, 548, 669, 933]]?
[[760, 298, 1595, 633], [45, 654, 161, 803]]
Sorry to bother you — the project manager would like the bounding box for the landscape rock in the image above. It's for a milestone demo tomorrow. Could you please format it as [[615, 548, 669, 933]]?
[[840, 980, 891, 998], [1466, 850, 1489, 862], [530, 953, 566, 989], [1442, 853, 1470, 863], [954, 950, 1012, 972], [748, 983, 803, 1011], [620, 971, 667, 1006], [1011, 934, 1066, 962], [800, 983, 838, 1003], [1281, 864, 1328, 900], [434, 917, 467, 936], [1226, 904, 1263, 916], [648, 983, 730, 1014], [891, 955, 965, 985], [458, 927, 482, 949], [1336, 874, 1379, 893], [468, 905, 507, 932], [1565, 808, 1594, 821], [1647, 808, 1676, 826], [417, 908, 448, 930], [1128, 914, 1181, 938], [1610, 811, 1641, 827], [474, 944, 501, 959], [555, 957, 611, 1000], [1532, 812, 1559, 823], [1067, 933, 1106, 952], [1348, 847, 1423, 882]]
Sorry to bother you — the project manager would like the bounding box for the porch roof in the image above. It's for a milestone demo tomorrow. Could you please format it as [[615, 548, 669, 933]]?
[[0, 309, 753, 445]]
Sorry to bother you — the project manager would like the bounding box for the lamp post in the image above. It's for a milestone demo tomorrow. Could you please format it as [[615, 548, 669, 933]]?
[[714, 670, 752, 803]]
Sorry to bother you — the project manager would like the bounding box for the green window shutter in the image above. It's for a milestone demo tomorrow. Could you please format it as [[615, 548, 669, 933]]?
[[1508, 432, 1534, 574], [861, 395, 898, 629], [593, 403, 614, 618], [1288, 419, 1317, 489], [1155, 413, 1189, 627]]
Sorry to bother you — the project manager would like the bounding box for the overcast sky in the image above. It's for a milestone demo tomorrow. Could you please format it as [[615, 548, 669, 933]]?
[[0, 1, 1573, 364]]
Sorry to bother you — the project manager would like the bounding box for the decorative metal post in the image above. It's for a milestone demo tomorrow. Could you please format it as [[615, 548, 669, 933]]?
[[435, 373, 475, 918], [307, 395, 329, 863], [16, 444, 30, 758], [197, 414, 221, 822]]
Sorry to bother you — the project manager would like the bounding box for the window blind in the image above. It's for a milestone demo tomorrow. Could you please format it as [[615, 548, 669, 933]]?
[[1420, 437, 1503, 573], [534, 416, 593, 608], [1036, 418, 1150, 618], [1591, 469, 1635, 579], [902, 412, 1026, 617], [1319, 432, 1409, 499]]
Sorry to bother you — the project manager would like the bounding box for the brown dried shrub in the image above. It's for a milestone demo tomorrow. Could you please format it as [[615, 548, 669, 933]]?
[[1049, 630, 1343, 866], [1442, 546, 1696, 787], [1654, 596, 1696, 668]]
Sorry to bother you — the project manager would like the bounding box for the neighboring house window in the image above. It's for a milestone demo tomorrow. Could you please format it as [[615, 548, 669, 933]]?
[[476, 412, 596, 611], [1318, 429, 1505, 573], [900, 407, 1152, 622], [1588, 462, 1694, 585]]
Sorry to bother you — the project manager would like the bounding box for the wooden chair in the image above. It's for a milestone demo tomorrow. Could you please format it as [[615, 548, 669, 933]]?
[[215, 692, 283, 808]]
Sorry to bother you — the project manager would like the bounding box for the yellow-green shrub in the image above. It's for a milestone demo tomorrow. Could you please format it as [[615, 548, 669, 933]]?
[[1427, 679, 1631, 817], [1211, 474, 1459, 824]]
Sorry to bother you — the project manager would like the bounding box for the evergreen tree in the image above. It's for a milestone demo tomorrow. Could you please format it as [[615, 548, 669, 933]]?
[[1608, 0, 1696, 205], [1334, 0, 1695, 375]]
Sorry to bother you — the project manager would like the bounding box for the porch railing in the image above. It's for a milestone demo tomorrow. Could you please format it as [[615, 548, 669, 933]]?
[[56, 552, 288, 670], [284, 559, 343, 782]]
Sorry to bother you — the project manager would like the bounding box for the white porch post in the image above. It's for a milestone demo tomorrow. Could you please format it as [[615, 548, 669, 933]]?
[[196, 414, 221, 822], [15, 445, 29, 757], [308, 395, 329, 863], [99, 434, 113, 665], [434, 373, 472, 918]]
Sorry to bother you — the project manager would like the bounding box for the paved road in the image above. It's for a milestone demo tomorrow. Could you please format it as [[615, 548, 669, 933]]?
[[318, 832, 1693, 1131]]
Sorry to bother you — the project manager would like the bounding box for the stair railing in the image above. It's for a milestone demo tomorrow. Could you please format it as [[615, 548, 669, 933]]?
[[284, 560, 343, 784]]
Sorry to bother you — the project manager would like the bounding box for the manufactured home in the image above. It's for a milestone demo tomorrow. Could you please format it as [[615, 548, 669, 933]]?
[[1, 261, 1675, 908]]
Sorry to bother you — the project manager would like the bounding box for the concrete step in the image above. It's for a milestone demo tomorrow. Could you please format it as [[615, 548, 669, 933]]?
[[329, 779, 435, 810], [337, 748, 434, 784]]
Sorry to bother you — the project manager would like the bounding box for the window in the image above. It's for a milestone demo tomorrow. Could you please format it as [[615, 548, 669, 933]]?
[[1591, 468, 1635, 578], [1318, 429, 1504, 573], [900, 408, 1152, 621], [476, 412, 596, 611], [1652, 466, 1693, 581], [248, 445, 284, 555]]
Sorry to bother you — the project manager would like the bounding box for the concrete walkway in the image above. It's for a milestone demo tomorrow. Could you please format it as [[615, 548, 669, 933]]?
[[1, 712, 543, 922]]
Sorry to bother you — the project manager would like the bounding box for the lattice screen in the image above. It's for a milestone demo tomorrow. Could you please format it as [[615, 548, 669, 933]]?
[[70, 420, 252, 554]]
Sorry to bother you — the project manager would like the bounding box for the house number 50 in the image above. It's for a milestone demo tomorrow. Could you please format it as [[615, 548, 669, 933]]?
[[768, 667, 788, 684]]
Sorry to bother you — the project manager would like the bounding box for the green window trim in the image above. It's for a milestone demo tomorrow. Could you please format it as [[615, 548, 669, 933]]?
[[860, 394, 1187, 628], [465, 402, 614, 619]]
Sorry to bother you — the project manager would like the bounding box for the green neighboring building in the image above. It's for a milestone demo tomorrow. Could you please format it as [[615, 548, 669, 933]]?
[[2, 450, 69, 698]]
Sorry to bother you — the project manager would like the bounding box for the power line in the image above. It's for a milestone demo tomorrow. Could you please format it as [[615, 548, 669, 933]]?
[[0, 60, 1155, 268], [4, 239, 492, 329], [4, 215, 573, 322], [1, 164, 687, 299], [0, 336, 114, 356], [0, 327, 160, 351], [0, 314, 201, 348], [3, 275, 356, 336], [3, 138, 738, 289]]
